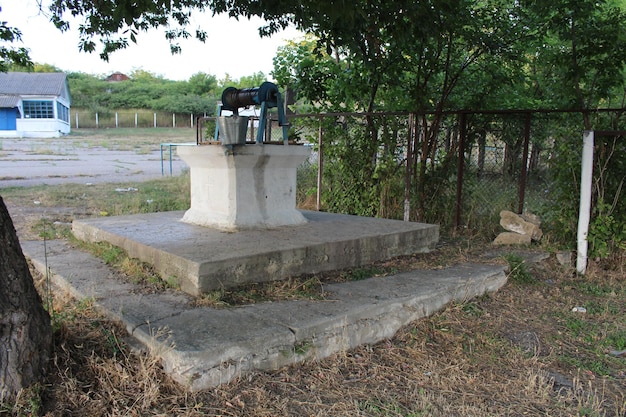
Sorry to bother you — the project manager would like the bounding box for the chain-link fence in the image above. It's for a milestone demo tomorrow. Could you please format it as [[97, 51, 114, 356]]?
[[86, 108, 623, 239], [195, 110, 579, 236], [281, 110, 623, 238]]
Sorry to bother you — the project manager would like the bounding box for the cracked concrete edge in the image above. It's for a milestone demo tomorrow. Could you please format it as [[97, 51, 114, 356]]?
[[23, 239, 508, 392], [151, 267, 508, 391]]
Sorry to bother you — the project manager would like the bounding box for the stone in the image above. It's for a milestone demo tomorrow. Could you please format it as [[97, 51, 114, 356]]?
[[505, 331, 542, 355], [493, 232, 532, 246], [500, 210, 543, 241], [556, 251, 573, 267], [521, 212, 542, 227]]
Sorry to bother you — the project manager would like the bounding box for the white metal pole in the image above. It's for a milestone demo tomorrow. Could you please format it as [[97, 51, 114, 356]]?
[[577, 130, 594, 274], [154, 113, 157, 128]]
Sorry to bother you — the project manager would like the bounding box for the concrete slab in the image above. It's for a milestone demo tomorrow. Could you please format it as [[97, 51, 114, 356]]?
[[22, 239, 507, 392], [71, 210, 439, 295]]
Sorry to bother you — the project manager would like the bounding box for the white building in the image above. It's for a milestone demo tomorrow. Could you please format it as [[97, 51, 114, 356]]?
[[0, 72, 71, 138]]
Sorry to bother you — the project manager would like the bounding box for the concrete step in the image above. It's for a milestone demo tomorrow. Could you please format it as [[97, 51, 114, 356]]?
[[71, 210, 440, 295], [22, 239, 507, 392]]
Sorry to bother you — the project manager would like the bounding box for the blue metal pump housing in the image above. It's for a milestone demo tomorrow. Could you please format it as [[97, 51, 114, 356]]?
[[218, 81, 290, 144]]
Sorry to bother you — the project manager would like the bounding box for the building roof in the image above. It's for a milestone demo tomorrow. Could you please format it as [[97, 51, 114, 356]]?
[[106, 72, 130, 82], [0, 72, 70, 102], [0, 95, 20, 108]]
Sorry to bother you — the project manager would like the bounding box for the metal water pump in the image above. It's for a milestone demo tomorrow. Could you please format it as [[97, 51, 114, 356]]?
[[218, 81, 289, 144]]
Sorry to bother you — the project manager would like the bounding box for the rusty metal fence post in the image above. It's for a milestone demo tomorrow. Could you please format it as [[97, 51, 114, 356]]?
[[455, 112, 467, 229], [316, 115, 324, 211], [517, 113, 531, 214]]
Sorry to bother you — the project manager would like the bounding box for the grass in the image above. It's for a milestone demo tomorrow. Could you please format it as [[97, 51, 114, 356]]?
[[11, 241, 626, 417], [71, 239, 178, 290], [2, 129, 625, 416], [194, 275, 327, 307], [504, 252, 537, 284], [1, 174, 190, 220]]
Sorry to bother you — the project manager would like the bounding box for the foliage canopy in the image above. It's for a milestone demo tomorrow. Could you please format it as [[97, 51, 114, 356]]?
[[3, 0, 626, 254]]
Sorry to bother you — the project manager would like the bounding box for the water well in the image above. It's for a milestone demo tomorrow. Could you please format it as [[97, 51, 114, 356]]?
[[71, 82, 439, 295], [178, 82, 310, 230]]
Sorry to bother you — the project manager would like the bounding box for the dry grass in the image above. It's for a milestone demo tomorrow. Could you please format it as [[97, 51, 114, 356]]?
[[5, 248, 624, 416], [2, 129, 625, 416]]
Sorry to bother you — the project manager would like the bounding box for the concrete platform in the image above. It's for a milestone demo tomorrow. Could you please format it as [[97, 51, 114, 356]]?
[[22, 239, 508, 392], [71, 210, 440, 295]]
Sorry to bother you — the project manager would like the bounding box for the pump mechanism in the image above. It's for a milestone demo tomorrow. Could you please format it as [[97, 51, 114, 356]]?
[[217, 81, 289, 144]]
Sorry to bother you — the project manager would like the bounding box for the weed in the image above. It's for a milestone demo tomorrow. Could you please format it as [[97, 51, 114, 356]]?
[[560, 355, 611, 376], [462, 301, 483, 317], [102, 327, 123, 357], [294, 340, 313, 355], [5, 383, 44, 416], [194, 276, 327, 307], [164, 275, 180, 289], [573, 281, 614, 296], [72, 239, 174, 290], [504, 253, 536, 284], [564, 316, 588, 336], [603, 330, 626, 351], [100, 244, 125, 265], [195, 288, 230, 308], [341, 266, 386, 281], [33, 218, 72, 240], [50, 297, 95, 331]]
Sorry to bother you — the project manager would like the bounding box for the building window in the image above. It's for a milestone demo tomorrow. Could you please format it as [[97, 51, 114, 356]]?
[[22, 100, 55, 119], [57, 102, 69, 123]]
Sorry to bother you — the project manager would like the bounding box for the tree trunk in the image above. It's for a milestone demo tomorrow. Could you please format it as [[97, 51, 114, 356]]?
[[0, 196, 52, 403]]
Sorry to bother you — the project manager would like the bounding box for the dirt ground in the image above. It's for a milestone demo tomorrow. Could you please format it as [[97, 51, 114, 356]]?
[[5, 207, 625, 416], [1, 130, 625, 416]]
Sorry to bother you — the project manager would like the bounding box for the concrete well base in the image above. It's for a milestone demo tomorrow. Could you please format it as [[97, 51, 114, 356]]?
[[72, 210, 439, 296], [177, 144, 311, 230]]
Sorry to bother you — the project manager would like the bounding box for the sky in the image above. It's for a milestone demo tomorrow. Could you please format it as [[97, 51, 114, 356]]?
[[3, 0, 302, 81]]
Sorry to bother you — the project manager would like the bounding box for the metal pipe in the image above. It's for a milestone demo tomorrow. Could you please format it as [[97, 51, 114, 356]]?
[[455, 112, 467, 230], [577, 131, 595, 274]]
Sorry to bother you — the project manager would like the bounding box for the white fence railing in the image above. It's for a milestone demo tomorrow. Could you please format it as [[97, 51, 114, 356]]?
[[71, 110, 210, 129]]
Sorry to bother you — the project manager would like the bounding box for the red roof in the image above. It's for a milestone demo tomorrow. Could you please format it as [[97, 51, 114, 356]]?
[[105, 72, 130, 82]]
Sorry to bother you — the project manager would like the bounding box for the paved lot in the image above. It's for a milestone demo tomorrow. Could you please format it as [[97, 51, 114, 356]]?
[[0, 138, 189, 187]]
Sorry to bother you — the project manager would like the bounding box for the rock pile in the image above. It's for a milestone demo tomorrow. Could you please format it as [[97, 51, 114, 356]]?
[[493, 210, 543, 246]]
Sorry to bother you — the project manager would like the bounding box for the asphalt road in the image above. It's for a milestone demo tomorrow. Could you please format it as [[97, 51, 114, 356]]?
[[0, 139, 189, 188]]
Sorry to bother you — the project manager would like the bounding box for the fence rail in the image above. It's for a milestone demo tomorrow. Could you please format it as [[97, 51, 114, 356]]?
[[72, 108, 624, 237], [70, 110, 207, 129], [279, 109, 624, 235]]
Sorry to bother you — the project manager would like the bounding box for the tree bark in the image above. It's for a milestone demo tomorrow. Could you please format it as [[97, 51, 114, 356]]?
[[0, 196, 52, 403]]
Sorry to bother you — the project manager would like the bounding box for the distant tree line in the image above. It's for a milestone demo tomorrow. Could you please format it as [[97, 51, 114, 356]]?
[[10, 62, 269, 116], [68, 69, 269, 115]]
